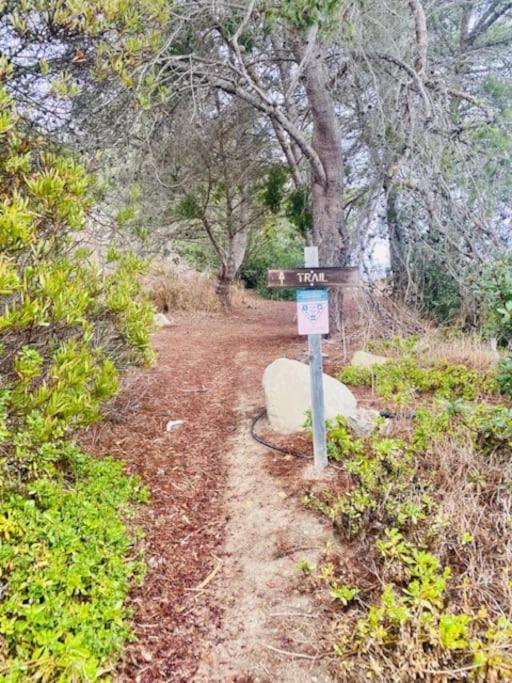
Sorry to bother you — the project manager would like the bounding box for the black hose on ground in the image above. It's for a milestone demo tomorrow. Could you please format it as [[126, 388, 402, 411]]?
[[250, 409, 310, 460], [379, 409, 416, 419], [250, 409, 415, 460]]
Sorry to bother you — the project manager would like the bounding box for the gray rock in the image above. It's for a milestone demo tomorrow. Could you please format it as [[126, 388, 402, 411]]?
[[346, 409, 381, 437], [262, 358, 358, 434], [155, 312, 174, 328], [166, 419, 185, 431]]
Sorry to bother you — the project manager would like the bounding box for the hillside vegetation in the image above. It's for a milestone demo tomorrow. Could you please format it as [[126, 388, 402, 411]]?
[[305, 336, 512, 680], [0, 89, 153, 680]]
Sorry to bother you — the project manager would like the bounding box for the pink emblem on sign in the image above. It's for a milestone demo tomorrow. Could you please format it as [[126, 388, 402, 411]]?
[[296, 289, 329, 336]]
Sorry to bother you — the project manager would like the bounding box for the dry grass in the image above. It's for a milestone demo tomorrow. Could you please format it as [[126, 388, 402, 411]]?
[[418, 331, 501, 374], [341, 287, 430, 353], [341, 288, 500, 374], [431, 434, 512, 605], [143, 265, 249, 314]]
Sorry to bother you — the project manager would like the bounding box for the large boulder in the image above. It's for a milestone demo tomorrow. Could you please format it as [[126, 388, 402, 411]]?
[[263, 358, 358, 434], [351, 350, 389, 368]]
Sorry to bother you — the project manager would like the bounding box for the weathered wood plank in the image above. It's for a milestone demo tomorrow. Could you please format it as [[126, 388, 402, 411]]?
[[267, 267, 360, 289]]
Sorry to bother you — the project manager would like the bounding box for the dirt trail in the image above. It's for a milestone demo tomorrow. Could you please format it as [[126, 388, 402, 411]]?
[[194, 360, 338, 682], [84, 299, 341, 682]]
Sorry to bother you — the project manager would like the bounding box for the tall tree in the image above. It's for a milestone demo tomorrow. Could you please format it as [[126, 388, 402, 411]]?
[[1, 0, 509, 326], [369, 0, 512, 313], [122, 0, 431, 328], [127, 97, 273, 308]]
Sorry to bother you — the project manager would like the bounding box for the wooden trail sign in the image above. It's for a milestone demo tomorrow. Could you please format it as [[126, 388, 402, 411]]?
[[267, 266, 359, 289], [267, 253, 359, 472]]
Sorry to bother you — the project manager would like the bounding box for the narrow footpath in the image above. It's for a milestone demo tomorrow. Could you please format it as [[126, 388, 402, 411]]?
[[84, 299, 342, 682]]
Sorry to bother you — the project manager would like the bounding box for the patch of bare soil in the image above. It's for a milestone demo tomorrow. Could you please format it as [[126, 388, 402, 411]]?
[[194, 396, 340, 682]]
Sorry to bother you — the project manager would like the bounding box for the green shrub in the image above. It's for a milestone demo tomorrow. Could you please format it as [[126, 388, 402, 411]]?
[[335, 365, 372, 387], [409, 404, 457, 452], [470, 404, 512, 456], [326, 416, 365, 461], [338, 355, 489, 403], [311, 348, 512, 679], [330, 584, 359, 606], [0, 89, 153, 485], [0, 88, 153, 680], [496, 353, 512, 398], [478, 254, 512, 345], [240, 220, 303, 300], [0, 451, 147, 682], [416, 256, 465, 324], [308, 420, 433, 538], [367, 335, 419, 357]]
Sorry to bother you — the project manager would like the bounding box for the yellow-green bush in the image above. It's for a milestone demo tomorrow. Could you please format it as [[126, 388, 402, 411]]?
[[0, 450, 148, 682], [0, 88, 153, 680], [0, 89, 153, 484]]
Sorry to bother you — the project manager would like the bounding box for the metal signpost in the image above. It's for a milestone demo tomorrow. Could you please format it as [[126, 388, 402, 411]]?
[[303, 246, 328, 470], [267, 250, 358, 471]]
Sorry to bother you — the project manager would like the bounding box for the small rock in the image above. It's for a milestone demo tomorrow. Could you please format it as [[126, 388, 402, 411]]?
[[346, 408, 382, 437], [166, 419, 185, 431], [154, 312, 174, 328], [351, 350, 389, 368]]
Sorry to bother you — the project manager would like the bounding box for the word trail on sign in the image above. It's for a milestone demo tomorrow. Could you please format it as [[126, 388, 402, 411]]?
[[267, 267, 359, 289]]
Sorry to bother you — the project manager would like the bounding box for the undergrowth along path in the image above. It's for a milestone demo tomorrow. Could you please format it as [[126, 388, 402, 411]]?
[[84, 299, 339, 682]]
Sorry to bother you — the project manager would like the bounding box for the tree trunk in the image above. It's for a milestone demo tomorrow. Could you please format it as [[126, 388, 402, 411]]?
[[300, 47, 347, 333], [385, 183, 408, 300], [217, 228, 248, 310], [216, 275, 233, 310]]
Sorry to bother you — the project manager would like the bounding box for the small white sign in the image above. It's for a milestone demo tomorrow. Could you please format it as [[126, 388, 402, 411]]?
[[296, 289, 329, 336]]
